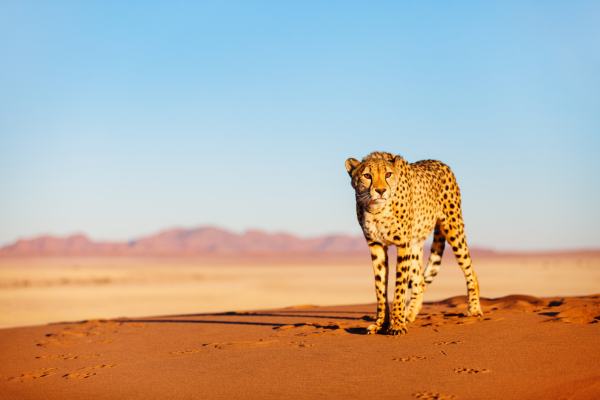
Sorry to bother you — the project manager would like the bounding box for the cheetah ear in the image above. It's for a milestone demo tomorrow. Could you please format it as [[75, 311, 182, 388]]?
[[345, 158, 361, 175], [393, 156, 407, 170]]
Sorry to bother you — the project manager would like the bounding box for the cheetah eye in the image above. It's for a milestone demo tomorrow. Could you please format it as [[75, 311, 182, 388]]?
[[385, 172, 392, 178], [363, 174, 372, 179]]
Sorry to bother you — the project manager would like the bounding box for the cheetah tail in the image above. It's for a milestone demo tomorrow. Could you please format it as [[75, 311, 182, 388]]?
[[424, 221, 445, 285]]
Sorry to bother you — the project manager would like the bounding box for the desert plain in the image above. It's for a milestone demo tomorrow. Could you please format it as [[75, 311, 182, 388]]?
[[1, 251, 599, 399]]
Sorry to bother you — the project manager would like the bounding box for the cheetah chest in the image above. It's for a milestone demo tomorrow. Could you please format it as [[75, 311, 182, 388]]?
[[362, 209, 400, 246]]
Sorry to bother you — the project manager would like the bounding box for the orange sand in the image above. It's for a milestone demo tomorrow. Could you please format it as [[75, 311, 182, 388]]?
[[1, 294, 599, 399], [1, 253, 599, 399]]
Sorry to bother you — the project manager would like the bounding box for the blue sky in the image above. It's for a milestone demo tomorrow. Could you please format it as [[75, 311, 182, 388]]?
[[1, 1, 599, 250]]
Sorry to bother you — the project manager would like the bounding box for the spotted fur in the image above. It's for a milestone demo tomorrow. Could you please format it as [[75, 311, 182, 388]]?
[[345, 151, 483, 335]]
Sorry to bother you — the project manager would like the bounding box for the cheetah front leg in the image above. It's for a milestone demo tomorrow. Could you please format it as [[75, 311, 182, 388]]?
[[389, 244, 412, 335], [366, 243, 390, 334]]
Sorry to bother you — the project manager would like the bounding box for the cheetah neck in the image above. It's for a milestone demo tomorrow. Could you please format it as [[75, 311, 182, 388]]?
[[363, 200, 391, 215]]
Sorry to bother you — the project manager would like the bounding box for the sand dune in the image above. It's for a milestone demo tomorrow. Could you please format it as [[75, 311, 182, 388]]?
[[1, 251, 599, 398], [1, 249, 599, 399], [1, 294, 598, 399]]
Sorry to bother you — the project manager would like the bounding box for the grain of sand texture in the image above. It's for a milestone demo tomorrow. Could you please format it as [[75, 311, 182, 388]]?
[[1, 254, 599, 399]]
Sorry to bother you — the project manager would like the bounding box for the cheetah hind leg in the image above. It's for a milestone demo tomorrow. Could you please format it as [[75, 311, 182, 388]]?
[[405, 281, 425, 323], [442, 218, 483, 318]]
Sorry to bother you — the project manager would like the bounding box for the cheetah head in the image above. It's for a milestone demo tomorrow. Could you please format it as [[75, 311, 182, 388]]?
[[345, 152, 404, 206]]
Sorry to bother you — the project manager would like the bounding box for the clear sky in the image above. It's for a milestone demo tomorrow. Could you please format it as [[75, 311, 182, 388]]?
[[1, 1, 599, 251]]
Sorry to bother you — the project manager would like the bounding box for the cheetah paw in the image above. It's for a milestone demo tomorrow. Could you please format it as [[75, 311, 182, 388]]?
[[466, 308, 483, 318], [387, 323, 407, 336], [366, 324, 385, 335]]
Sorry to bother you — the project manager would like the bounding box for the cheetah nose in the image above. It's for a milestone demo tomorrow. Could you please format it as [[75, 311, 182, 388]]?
[[375, 188, 387, 195]]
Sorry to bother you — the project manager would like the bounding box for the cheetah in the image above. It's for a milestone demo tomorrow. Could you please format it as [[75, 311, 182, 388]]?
[[345, 151, 483, 335]]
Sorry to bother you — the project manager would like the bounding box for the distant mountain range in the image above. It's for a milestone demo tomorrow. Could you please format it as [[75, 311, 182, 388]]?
[[1, 227, 596, 258], [0, 227, 371, 256]]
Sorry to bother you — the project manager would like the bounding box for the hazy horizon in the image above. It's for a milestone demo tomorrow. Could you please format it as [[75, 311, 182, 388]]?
[[2, 1, 599, 251], [3, 224, 600, 254]]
